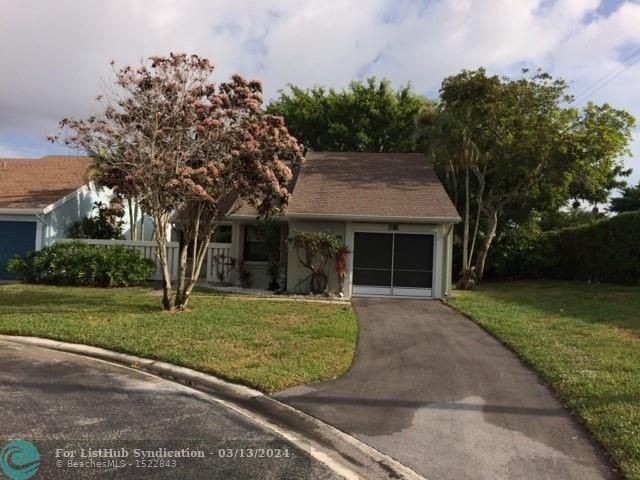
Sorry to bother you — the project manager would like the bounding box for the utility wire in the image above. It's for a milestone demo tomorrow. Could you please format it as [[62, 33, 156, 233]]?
[[573, 45, 640, 103]]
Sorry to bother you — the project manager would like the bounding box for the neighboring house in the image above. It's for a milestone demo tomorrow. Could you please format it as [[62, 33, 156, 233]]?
[[227, 152, 461, 299], [0, 156, 101, 279], [0, 155, 139, 279]]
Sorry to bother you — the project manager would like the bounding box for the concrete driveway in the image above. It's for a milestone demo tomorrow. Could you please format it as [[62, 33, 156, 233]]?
[[0, 340, 340, 480], [275, 298, 617, 480]]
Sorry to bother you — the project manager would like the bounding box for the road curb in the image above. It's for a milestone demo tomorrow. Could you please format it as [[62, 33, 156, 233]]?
[[0, 335, 426, 480]]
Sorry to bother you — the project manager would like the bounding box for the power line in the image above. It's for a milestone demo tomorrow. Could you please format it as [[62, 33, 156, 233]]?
[[574, 45, 640, 100], [573, 45, 640, 103]]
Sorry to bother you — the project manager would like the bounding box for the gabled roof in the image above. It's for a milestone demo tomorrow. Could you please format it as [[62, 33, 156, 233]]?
[[286, 152, 460, 222], [0, 155, 91, 210]]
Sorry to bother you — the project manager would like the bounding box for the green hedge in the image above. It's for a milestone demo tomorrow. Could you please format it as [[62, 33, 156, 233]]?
[[526, 211, 640, 284], [6, 242, 155, 287]]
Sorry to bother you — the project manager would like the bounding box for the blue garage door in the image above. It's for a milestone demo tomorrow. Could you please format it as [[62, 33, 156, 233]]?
[[0, 221, 37, 279]]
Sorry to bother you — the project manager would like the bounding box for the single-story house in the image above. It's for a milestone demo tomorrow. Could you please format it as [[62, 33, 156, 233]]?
[[226, 152, 461, 299], [1, 152, 460, 298], [0, 155, 121, 279]]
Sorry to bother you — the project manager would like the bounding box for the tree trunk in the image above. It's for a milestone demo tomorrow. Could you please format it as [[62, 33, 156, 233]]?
[[175, 224, 214, 310], [153, 217, 173, 311], [462, 165, 470, 271], [475, 208, 499, 282], [469, 165, 485, 265], [136, 202, 143, 240], [448, 158, 458, 209], [310, 271, 327, 294], [174, 230, 190, 310], [127, 199, 137, 241], [175, 232, 213, 310], [189, 206, 202, 280]]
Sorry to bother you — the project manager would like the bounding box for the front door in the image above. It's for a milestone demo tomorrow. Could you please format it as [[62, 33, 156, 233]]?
[[352, 232, 434, 297]]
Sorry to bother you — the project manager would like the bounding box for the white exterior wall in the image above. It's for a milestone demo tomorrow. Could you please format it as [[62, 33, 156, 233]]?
[[41, 184, 158, 245], [41, 184, 111, 246], [443, 224, 455, 298], [120, 200, 155, 241]]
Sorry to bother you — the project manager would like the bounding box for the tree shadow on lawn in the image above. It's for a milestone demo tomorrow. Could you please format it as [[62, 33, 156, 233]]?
[[473, 280, 640, 333], [0, 286, 160, 315]]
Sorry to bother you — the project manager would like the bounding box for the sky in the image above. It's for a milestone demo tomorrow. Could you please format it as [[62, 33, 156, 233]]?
[[1, 0, 639, 185]]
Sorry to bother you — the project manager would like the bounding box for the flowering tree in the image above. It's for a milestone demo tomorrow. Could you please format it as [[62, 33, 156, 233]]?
[[52, 53, 303, 310]]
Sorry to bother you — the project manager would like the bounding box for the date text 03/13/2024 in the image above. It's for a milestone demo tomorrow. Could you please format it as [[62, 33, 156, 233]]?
[[54, 447, 293, 460]]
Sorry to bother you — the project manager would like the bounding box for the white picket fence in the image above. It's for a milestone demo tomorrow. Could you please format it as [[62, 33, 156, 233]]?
[[206, 243, 235, 283], [59, 239, 232, 283]]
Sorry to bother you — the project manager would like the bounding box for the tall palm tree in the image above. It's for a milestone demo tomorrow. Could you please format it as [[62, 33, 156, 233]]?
[[417, 105, 483, 289]]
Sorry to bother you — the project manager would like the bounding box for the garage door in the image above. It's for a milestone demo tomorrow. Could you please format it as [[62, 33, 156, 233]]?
[[352, 232, 434, 297], [0, 221, 37, 280]]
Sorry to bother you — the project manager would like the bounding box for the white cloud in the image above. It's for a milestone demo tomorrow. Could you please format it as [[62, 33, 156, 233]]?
[[0, 0, 638, 183], [626, 132, 640, 185]]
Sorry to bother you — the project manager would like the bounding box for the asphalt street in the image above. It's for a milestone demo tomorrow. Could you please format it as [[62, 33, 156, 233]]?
[[0, 339, 341, 480]]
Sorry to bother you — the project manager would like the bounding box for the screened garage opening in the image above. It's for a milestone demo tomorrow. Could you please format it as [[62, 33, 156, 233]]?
[[352, 232, 434, 297]]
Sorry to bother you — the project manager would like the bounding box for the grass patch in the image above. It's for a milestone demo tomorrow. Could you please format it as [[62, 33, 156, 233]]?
[[449, 281, 640, 480], [0, 284, 357, 393]]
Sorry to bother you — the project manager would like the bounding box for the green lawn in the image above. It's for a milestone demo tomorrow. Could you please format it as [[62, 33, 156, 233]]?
[[450, 281, 640, 480], [0, 284, 357, 393]]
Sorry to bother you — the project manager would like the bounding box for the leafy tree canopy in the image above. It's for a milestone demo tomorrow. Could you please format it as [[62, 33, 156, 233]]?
[[419, 67, 635, 281], [268, 77, 431, 152], [609, 181, 640, 213]]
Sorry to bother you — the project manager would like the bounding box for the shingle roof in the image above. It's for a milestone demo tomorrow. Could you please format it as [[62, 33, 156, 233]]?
[[0, 153, 459, 219], [285, 152, 460, 221], [0, 155, 92, 209]]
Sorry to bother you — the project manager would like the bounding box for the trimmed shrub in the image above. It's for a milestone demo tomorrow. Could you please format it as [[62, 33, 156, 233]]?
[[517, 211, 640, 284], [6, 242, 155, 287]]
